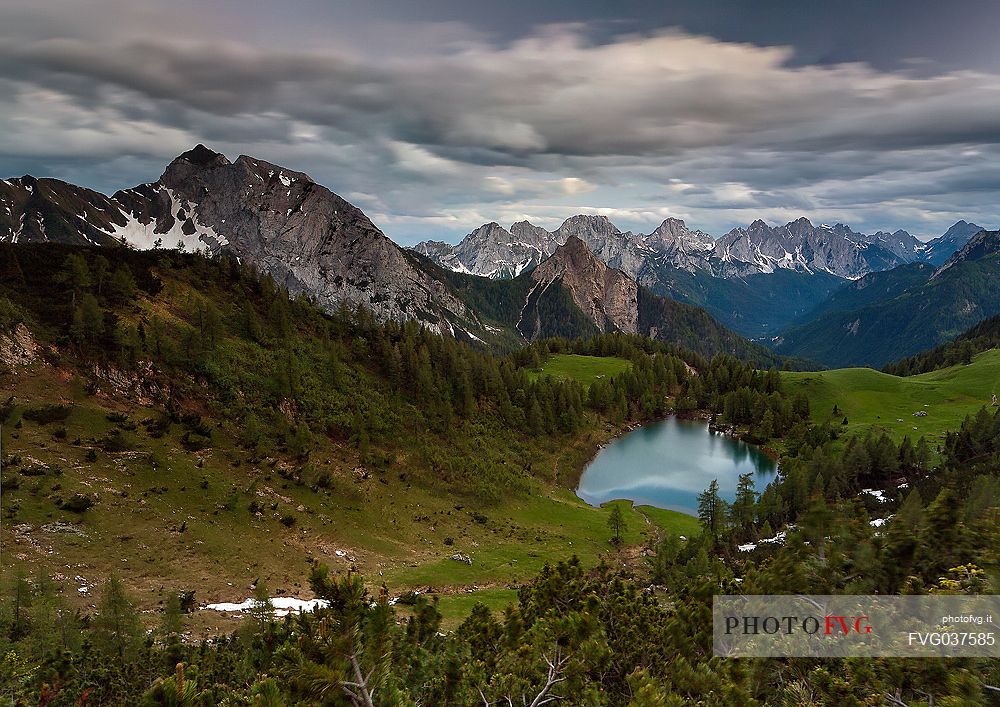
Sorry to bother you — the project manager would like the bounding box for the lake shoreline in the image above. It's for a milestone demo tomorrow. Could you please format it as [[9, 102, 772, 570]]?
[[575, 412, 779, 515]]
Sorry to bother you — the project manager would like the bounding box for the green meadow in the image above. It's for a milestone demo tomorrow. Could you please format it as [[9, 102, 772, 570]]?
[[530, 353, 632, 388], [782, 349, 1000, 443]]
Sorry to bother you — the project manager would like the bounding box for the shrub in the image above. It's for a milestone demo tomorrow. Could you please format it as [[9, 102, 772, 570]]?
[[279, 514, 296, 527], [100, 430, 133, 452], [60, 493, 94, 512], [0, 396, 15, 424], [395, 590, 420, 606], [23, 404, 72, 425], [143, 414, 171, 439], [181, 432, 211, 451]]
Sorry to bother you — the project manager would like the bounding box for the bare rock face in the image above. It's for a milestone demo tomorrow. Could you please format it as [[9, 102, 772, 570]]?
[[152, 148, 479, 335], [0, 322, 39, 373], [710, 218, 919, 279], [415, 219, 562, 278], [644, 218, 715, 270], [530, 235, 638, 334], [552, 215, 648, 278]]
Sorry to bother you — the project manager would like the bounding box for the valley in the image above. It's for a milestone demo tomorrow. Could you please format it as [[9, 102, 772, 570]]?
[[5, 3, 1000, 701], [1, 245, 709, 635], [2, 238, 998, 704]]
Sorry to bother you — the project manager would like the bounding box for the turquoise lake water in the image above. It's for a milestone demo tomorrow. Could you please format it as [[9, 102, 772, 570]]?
[[576, 416, 778, 515]]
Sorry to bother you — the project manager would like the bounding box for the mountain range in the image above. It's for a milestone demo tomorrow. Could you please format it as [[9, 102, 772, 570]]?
[[3, 144, 995, 369], [414, 214, 984, 338], [774, 230, 1000, 367], [0, 145, 773, 362]]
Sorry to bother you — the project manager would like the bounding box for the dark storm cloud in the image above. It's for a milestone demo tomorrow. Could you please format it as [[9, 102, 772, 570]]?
[[2, 0, 1000, 242]]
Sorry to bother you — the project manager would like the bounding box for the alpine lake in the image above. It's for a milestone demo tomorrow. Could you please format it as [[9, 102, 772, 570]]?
[[577, 416, 778, 515]]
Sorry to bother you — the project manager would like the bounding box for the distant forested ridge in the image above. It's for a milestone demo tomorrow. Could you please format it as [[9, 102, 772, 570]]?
[[883, 314, 1000, 376]]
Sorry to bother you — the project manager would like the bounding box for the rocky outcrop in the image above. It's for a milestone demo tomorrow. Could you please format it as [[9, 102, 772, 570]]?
[[0, 323, 39, 373], [530, 235, 638, 334]]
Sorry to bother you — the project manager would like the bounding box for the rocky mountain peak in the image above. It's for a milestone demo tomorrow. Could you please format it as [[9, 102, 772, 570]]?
[[947, 219, 973, 233], [552, 233, 592, 258], [170, 144, 230, 169], [509, 220, 552, 244], [555, 214, 620, 237], [923, 220, 986, 265], [534, 235, 603, 277], [936, 228, 998, 276], [647, 217, 714, 250], [160, 145, 232, 189], [531, 235, 638, 334]]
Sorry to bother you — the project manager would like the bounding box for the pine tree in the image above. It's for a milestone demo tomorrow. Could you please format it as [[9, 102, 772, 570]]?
[[248, 581, 274, 630], [107, 264, 137, 304], [729, 473, 756, 540], [57, 253, 93, 309], [160, 591, 184, 639], [607, 504, 626, 545], [697, 479, 725, 545], [93, 574, 143, 663]]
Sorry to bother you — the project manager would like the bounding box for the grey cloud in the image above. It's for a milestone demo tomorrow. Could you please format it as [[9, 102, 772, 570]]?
[[3, 3, 1000, 243]]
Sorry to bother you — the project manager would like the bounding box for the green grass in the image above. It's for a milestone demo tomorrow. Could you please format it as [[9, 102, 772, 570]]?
[[529, 354, 632, 388], [384, 494, 658, 588], [634, 505, 701, 538], [1, 368, 693, 636], [782, 349, 1000, 443]]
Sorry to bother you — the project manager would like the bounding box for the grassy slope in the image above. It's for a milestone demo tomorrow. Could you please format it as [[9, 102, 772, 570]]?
[[528, 353, 632, 388], [2, 344, 697, 634], [1, 372, 674, 632], [781, 348, 1000, 443]]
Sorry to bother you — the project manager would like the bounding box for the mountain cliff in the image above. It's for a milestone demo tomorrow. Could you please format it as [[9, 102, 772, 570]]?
[[525, 235, 639, 336]]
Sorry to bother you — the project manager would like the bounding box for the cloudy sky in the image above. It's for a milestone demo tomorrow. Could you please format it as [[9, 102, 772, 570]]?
[[3, 0, 1000, 244]]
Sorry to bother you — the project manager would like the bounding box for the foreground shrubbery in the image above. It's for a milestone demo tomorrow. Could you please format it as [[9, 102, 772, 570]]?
[[2, 407, 998, 705]]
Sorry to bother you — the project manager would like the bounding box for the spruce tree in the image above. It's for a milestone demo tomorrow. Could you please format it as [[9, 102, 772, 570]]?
[[93, 574, 143, 664], [607, 504, 626, 544], [697, 479, 725, 545]]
